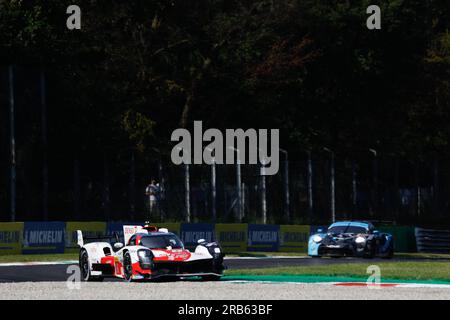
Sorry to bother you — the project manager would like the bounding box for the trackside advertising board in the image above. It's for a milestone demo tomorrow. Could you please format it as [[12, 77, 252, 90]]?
[[247, 224, 279, 252], [181, 223, 215, 249], [106, 222, 136, 244], [215, 223, 247, 253], [158, 223, 181, 236], [0, 222, 23, 255], [65, 222, 106, 253], [23, 222, 65, 254], [279, 225, 310, 252]]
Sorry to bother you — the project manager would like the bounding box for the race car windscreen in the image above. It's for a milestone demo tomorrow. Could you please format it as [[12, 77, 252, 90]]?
[[328, 225, 368, 234], [140, 235, 184, 250]]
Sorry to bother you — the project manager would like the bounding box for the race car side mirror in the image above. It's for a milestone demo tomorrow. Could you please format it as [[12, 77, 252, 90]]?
[[114, 242, 124, 250]]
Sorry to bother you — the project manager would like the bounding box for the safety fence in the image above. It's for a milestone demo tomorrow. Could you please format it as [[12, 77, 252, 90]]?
[[0, 222, 417, 255], [415, 228, 450, 253]]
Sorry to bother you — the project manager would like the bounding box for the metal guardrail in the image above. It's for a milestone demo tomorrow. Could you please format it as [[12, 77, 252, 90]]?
[[415, 228, 450, 253]]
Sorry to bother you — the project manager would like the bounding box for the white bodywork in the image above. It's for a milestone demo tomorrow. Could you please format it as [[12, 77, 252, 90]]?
[[77, 225, 221, 280]]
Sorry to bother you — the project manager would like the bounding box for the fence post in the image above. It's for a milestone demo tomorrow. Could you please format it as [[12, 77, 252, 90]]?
[[331, 152, 335, 223], [9, 66, 16, 222], [261, 164, 267, 224], [103, 156, 111, 220], [237, 158, 242, 221], [307, 151, 313, 221], [40, 67, 49, 221], [369, 149, 378, 217], [211, 159, 217, 222], [433, 156, 439, 216], [352, 160, 357, 217], [280, 149, 289, 222], [129, 152, 136, 220], [324, 148, 335, 223], [185, 163, 191, 222]]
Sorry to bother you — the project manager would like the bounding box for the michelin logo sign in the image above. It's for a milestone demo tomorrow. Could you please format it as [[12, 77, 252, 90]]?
[[23, 222, 66, 254], [181, 223, 215, 249], [248, 224, 280, 252]]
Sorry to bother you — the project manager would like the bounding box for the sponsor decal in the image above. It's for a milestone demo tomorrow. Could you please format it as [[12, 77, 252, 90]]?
[[65, 222, 106, 253], [248, 224, 280, 252], [0, 222, 23, 255], [215, 224, 247, 253], [279, 225, 310, 252], [106, 221, 136, 244], [181, 223, 215, 249], [23, 222, 65, 254]]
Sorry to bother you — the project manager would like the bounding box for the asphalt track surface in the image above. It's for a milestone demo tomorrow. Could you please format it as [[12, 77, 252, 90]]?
[[0, 256, 424, 283], [1, 257, 449, 300], [1, 281, 450, 300]]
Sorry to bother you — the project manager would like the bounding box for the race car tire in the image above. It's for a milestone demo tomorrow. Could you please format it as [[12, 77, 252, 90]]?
[[363, 246, 375, 259], [201, 275, 222, 281], [79, 250, 104, 282], [382, 248, 394, 259], [123, 251, 133, 282]]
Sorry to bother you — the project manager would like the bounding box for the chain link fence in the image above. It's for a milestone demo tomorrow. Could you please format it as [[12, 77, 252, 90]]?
[[2, 150, 447, 225]]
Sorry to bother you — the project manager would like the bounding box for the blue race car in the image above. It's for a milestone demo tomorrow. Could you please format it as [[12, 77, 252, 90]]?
[[308, 221, 394, 259]]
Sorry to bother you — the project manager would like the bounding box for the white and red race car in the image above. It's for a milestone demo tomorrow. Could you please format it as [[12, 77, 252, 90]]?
[[77, 224, 225, 282]]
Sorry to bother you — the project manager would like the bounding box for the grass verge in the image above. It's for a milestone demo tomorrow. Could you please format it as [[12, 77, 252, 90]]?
[[226, 261, 450, 282]]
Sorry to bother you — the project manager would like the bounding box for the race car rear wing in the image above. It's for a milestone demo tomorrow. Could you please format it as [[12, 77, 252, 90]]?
[[76, 230, 119, 247]]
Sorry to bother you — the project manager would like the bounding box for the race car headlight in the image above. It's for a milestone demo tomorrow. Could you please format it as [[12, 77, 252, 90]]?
[[355, 236, 366, 244], [313, 235, 322, 243], [137, 249, 153, 269], [138, 250, 148, 259], [207, 244, 224, 261]]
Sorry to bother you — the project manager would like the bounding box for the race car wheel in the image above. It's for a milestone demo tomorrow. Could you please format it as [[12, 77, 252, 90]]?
[[123, 251, 133, 282], [79, 250, 103, 282], [363, 245, 375, 259], [201, 275, 222, 281], [382, 247, 394, 259]]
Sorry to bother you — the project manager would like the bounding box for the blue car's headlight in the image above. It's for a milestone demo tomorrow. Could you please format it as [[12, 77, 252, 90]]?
[[313, 235, 323, 243]]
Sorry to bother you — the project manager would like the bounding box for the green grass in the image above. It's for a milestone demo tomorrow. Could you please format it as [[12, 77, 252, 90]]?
[[227, 251, 450, 259], [394, 252, 450, 260], [226, 261, 450, 282], [228, 252, 307, 257], [0, 253, 78, 263]]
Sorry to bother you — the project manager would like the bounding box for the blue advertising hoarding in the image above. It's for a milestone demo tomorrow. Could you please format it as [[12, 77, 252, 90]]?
[[23, 222, 65, 254], [181, 223, 215, 249], [247, 224, 279, 252]]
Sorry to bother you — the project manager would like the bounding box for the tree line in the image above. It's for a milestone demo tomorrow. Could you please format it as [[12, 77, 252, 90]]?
[[0, 0, 449, 222]]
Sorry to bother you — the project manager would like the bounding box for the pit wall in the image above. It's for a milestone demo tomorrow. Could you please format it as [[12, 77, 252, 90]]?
[[0, 222, 416, 255]]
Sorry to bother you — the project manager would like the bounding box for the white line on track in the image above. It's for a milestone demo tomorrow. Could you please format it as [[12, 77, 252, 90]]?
[[226, 280, 450, 289], [224, 256, 308, 260], [0, 261, 77, 267]]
